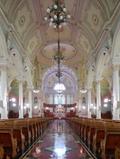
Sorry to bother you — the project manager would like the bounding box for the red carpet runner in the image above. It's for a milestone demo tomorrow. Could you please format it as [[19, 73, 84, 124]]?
[[23, 120, 92, 159]]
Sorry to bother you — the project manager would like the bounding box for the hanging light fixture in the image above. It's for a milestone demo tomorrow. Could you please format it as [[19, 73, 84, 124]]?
[[53, 31, 66, 93], [54, 83, 66, 93], [44, 0, 71, 29], [80, 88, 87, 94], [45, 0, 70, 93], [33, 81, 40, 93], [33, 89, 40, 94], [80, 83, 87, 94]]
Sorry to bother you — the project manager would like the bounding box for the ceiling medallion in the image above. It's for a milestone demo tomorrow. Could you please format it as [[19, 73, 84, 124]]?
[[19, 15, 25, 26], [43, 43, 76, 60], [92, 14, 99, 26]]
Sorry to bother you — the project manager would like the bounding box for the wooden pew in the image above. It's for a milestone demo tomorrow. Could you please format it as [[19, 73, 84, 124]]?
[[88, 128, 96, 150], [115, 147, 120, 159], [29, 118, 37, 142], [70, 118, 80, 135], [99, 121, 120, 159], [66, 117, 120, 159], [13, 119, 30, 150], [83, 118, 93, 145], [91, 120, 105, 157], [37, 120, 42, 136], [80, 119, 85, 140], [0, 120, 25, 156], [0, 117, 52, 158], [0, 130, 17, 159], [0, 146, 4, 159]]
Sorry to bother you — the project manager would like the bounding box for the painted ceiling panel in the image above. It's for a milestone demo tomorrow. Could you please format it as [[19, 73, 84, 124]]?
[[83, 1, 105, 38], [106, 0, 119, 15], [14, 1, 33, 37], [0, 0, 117, 86]]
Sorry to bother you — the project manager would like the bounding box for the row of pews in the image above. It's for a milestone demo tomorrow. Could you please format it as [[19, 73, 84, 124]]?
[[0, 117, 52, 159], [66, 117, 120, 159]]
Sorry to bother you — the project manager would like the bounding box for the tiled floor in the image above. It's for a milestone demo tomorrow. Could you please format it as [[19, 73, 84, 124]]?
[[24, 120, 92, 159]]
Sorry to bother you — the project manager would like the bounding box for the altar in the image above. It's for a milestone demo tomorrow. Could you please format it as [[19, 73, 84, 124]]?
[[43, 103, 77, 118]]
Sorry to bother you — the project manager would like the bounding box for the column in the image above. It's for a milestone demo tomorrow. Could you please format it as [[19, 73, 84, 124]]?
[[41, 92, 44, 117], [53, 94, 55, 104], [78, 96, 82, 117], [65, 94, 67, 104], [52, 94, 54, 104], [38, 91, 42, 116], [28, 88, 32, 118], [112, 65, 120, 119], [19, 81, 23, 118], [0, 68, 8, 119], [96, 81, 101, 119], [87, 88, 91, 118]]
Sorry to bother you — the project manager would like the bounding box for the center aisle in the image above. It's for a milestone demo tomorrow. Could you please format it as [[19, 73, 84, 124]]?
[[24, 119, 92, 159]]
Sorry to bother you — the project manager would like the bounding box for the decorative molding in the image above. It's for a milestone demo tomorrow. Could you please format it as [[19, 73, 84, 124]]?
[[93, 1, 120, 55], [0, 7, 28, 59]]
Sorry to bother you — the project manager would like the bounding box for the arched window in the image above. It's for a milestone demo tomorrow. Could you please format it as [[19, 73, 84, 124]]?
[[54, 94, 65, 104]]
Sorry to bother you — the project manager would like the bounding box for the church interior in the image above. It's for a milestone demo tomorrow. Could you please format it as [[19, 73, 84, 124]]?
[[0, 0, 120, 158]]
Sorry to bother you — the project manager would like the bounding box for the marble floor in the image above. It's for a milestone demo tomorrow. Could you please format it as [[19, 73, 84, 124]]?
[[23, 120, 93, 159]]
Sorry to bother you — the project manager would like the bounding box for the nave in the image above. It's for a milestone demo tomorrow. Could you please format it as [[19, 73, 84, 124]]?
[[0, 116, 120, 159], [22, 119, 92, 159], [1, 0, 120, 159]]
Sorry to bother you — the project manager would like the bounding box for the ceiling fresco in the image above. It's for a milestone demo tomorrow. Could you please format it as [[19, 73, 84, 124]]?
[[83, 1, 105, 37], [0, 0, 118, 88], [43, 43, 76, 60]]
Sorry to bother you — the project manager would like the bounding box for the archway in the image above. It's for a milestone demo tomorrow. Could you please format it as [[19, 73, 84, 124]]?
[[8, 79, 19, 118], [42, 65, 78, 104]]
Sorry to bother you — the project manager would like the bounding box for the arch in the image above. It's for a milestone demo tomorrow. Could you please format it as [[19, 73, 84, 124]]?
[[111, 18, 120, 62], [42, 65, 78, 95], [100, 78, 110, 97], [8, 79, 19, 118], [9, 79, 19, 97]]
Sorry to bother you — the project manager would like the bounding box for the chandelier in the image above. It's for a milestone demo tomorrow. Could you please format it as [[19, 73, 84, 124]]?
[[45, 0, 70, 93], [33, 89, 40, 94], [53, 30, 66, 93], [80, 88, 87, 94], [44, 0, 71, 29], [80, 83, 87, 94], [33, 81, 40, 93], [54, 83, 66, 93]]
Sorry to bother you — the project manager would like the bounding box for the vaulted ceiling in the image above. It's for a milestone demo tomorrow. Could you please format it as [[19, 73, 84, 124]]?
[[0, 0, 119, 88]]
